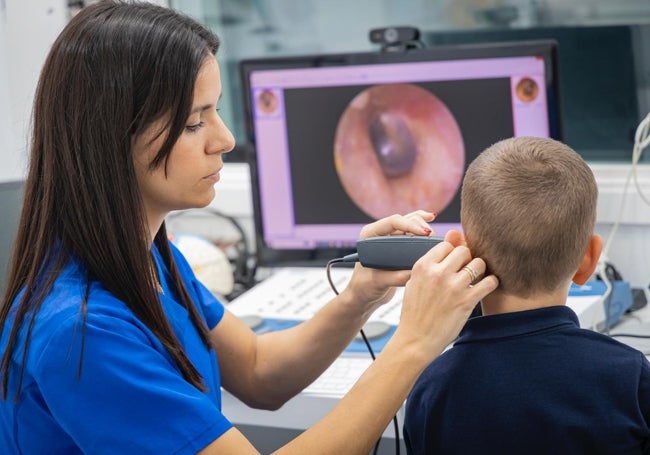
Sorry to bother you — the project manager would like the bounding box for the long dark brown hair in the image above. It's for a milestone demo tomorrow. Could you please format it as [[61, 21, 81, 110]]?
[[0, 0, 220, 399]]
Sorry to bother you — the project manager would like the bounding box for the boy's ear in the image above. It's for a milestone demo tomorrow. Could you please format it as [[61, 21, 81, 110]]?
[[573, 234, 604, 285], [444, 229, 467, 247]]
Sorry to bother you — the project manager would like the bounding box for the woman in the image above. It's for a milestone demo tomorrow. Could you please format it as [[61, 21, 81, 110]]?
[[0, 1, 498, 453]]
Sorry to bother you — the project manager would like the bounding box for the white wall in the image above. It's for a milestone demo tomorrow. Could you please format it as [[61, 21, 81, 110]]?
[[0, 14, 16, 180], [591, 163, 650, 290], [0, 0, 67, 183], [0, 0, 168, 184]]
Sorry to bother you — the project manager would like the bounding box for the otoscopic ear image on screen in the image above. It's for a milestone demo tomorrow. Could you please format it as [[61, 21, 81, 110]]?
[[241, 40, 560, 260], [333, 83, 465, 220], [284, 77, 514, 225]]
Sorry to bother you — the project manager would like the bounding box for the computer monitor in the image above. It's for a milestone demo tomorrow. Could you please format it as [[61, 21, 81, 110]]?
[[240, 40, 561, 266]]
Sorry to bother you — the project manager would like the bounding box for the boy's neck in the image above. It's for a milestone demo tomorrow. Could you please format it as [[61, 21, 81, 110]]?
[[480, 283, 572, 316]]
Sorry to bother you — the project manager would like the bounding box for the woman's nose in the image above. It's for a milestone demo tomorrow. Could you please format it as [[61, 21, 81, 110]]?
[[208, 118, 235, 155]]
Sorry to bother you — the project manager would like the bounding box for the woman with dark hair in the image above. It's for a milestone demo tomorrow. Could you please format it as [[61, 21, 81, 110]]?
[[0, 1, 497, 453]]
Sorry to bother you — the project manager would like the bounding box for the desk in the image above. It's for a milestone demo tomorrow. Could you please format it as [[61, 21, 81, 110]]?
[[223, 271, 607, 452], [608, 303, 650, 357]]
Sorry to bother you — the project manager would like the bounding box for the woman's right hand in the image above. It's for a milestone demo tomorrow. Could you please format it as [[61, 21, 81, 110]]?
[[338, 210, 437, 319], [395, 240, 498, 362]]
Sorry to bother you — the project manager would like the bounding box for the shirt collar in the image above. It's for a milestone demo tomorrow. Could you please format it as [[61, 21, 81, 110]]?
[[456, 305, 580, 344]]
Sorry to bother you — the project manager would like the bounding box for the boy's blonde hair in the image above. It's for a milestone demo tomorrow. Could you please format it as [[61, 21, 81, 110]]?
[[461, 137, 598, 296]]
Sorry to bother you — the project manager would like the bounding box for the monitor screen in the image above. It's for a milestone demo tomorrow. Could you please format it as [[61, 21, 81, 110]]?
[[240, 40, 561, 266]]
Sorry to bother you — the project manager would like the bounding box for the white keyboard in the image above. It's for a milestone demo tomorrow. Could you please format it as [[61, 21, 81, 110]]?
[[227, 267, 404, 325]]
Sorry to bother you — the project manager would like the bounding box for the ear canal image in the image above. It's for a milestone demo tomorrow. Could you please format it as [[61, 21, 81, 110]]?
[[368, 111, 418, 178], [334, 83, 465, 220]]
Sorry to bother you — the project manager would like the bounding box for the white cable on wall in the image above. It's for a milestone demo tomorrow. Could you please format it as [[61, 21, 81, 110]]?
[[594, 112, 650, 332]]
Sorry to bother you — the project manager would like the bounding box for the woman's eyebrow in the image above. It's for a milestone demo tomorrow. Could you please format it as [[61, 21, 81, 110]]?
[[190, 103, 214, 114], [190, 94, 223, 114]]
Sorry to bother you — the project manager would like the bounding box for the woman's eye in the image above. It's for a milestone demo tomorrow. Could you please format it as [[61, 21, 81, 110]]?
[[185, 121, 204, 132]]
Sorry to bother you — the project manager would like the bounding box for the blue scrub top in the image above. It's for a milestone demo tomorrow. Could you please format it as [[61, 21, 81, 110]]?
[[0, 242, 232, 454]]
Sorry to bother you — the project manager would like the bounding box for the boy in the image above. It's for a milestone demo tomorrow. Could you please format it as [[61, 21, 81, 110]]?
[[403, 137, 650, 454]]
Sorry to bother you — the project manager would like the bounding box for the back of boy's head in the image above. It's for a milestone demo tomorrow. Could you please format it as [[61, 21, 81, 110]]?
[[460, 137, 597, 297]]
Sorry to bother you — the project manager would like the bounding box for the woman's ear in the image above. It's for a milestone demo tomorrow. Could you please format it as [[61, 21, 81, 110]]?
[[444, 229, 467, 247], [573, 234, 604, 285]]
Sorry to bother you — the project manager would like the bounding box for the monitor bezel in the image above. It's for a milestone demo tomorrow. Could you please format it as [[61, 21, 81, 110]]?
[[239, 39, 562, 267]]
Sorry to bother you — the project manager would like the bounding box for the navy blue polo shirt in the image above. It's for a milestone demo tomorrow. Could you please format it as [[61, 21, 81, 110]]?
[[404, 305, 650, 455]]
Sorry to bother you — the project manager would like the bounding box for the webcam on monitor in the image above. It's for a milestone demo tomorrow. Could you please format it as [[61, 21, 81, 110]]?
[[368, 26, 423, 52]]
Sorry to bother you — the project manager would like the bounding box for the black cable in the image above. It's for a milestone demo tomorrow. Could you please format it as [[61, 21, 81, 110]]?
[[326, 258, 400, 455], [326, 261, 376, 366]]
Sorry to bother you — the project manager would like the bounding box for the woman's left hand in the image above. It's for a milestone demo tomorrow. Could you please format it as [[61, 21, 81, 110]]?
[[340, 210, 436, 317]]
